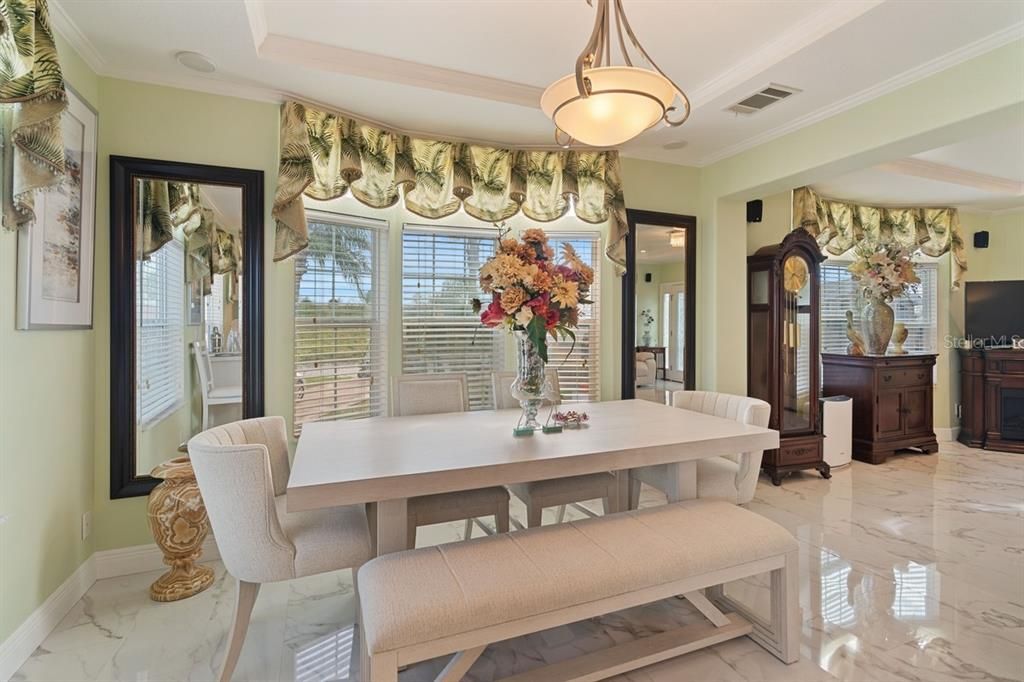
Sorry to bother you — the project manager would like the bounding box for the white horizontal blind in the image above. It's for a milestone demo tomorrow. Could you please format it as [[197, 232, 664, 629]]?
[[294, 213, 388, 435], [204, 273, 224, 346], [547, 232, 601, 402], [820, 260, 938, 354], [136, 240, 185, 428], [402, 225, 503, 410]]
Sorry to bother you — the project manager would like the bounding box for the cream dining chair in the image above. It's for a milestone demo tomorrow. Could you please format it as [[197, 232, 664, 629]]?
[[391, 373, 510, 547], [188, 417, 372, 682], [192, 341, 242, 430], [492, 369, 620, 528], [629, 390, 772, 508]]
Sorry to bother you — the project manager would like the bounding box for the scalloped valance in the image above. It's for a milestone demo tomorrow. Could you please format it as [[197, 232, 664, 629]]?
[[0, 0, 68, 230], [272, 101, 628, 270], [793, 186, 967, 288]]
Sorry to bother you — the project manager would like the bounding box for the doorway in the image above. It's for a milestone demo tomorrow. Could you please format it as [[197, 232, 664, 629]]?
[[621, 209, 696, 401]]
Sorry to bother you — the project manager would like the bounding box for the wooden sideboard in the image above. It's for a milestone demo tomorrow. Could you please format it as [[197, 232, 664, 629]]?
[[822, 354, 938, 464], [959, 348, 1024, 453]]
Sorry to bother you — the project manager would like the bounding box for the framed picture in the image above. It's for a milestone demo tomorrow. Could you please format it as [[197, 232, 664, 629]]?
[[187, 279, 204, 326], [16, 86, 98, 329]]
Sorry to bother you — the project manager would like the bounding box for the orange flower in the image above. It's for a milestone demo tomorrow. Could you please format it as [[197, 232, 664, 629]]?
[[500, 286, 528, 314]]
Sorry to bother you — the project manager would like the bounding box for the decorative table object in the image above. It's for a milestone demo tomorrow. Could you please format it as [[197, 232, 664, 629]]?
[[891, 323, 909, 354], [847, 243, 919, 355], [553, 410, 589, 429], [639, 309, 655, 346], [845, 310, 866, 356], [147, 456, 213, 602], [475, 226, 593, 434]]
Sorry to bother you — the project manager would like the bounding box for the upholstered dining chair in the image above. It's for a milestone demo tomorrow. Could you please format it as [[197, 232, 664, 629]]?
[[188, 417, 372, 682], [629, 390, 772, 508], [391, 373, 510, 547], [491, 370, 621, 528], [192, 341, 242, 430]]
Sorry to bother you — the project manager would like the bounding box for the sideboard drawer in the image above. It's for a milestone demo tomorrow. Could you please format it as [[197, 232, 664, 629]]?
[[878, 368, 931, 388]]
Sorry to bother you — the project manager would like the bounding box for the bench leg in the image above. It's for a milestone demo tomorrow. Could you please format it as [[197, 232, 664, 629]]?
[[365, 650, 398, 682], [770, 549, 800, 663], [434, 646, 484, 682]]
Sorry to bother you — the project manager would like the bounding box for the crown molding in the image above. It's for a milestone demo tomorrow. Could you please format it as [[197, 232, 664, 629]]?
[[687, 0, 883, 107], [49, 0, 105, 73], [255, 33, 543, 109], [698, 21, 1024, 166], [878, 158, 1023, 195]]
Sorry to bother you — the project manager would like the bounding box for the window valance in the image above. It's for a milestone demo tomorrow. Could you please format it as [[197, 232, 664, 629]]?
[[0, 0, 67, 230], [138, 180, 241, 290], [793, 186, 967, 288], [272, 101, 628, 270]]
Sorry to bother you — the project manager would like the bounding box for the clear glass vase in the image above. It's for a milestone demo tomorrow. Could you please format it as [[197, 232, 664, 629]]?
[[511, 332, 549, 430]]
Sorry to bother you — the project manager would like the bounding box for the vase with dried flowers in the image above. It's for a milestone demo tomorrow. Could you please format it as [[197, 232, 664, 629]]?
[[473, 226, 593, 432], [639, 308, 654, 345], [847, 243, 919, 354]]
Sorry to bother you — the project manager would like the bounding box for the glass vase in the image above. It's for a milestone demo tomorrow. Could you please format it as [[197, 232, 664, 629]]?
[[511, 331, 548, 430], [861, 297, 895, 355]]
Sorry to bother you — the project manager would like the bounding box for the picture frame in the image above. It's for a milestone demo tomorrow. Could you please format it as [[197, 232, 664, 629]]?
[[187, 279, 204, 326], [16, 85, 98, 330]]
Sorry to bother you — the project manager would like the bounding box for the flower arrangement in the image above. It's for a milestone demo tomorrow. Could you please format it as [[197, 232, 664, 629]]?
[[472, 226, 594, 362], [553, 410, 589, 427], [847, 242, 920, 302]]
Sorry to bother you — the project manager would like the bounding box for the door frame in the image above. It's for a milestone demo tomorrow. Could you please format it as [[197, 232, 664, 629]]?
[[621, 209, 697, 398], [659, 280, 687, 382]]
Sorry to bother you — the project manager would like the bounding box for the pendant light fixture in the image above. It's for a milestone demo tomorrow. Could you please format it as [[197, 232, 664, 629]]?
[[541, 0, 690, 147]]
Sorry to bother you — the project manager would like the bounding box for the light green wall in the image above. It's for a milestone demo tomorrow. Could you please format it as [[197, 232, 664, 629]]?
[[0, 36, 99, 644], [746, 191, 792, 256], [635, 261, 686, 345]]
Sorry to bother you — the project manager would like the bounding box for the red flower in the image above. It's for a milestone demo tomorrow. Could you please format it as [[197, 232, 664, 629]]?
[[480, 295, 506, 327], [543, 305, 560, 329]]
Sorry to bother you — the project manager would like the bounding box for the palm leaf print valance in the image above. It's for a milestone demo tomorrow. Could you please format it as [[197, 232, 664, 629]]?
[[138, 180, 241, 291], [273, 101, 628, 270], [0, 0, 67, 230], [793, 186, 967, 288]]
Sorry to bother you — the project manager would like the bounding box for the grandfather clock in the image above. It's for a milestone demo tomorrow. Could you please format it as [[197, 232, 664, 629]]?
[[748, 228, 830, 485]]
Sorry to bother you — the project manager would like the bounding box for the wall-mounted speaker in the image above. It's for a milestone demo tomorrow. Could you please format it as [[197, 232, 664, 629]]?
[[973, 231, 989, 249], [746, 200, 763, 223], [644, 273, 653, 283]]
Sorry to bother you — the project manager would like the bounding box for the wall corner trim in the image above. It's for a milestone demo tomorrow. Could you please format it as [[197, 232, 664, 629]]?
[[935, 427, 961, 443], [0, 540, 220, 679]]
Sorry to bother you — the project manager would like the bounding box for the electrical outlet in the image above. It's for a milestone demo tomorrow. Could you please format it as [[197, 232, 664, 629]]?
[[955, 403, 962, 420], [81, 511, 92, 541]]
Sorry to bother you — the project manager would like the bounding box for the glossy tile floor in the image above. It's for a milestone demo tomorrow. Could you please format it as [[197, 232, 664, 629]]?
[[14, 442, 1023, 681]]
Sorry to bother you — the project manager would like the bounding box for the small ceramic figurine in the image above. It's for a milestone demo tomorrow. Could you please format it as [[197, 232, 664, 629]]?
[[846, 310, 866, 356], [891, 322, 908, 355]]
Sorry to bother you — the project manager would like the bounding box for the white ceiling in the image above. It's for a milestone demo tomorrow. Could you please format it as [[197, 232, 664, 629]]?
[[637, 224, 687, 264], [53, 0, 1024, 166], [812, 124, 1024, 211], [199, 185, 243, 233]]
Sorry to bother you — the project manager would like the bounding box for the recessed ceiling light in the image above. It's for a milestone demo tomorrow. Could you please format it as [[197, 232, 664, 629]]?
[[640, 249, 647, 254], [175, 51, 216, 73]]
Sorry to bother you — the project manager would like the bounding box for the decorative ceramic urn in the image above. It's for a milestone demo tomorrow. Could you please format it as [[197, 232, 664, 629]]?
[[147, 456, 214, 602]]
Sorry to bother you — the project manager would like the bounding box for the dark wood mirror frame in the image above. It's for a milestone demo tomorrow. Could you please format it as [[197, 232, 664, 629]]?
[[621, 209, 697, 399], [110, 156, 265, 498]]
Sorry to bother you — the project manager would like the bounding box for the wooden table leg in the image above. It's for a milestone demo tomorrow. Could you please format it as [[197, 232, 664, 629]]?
[[375, 498, 409, 556], [665, 460, 697, 501], [613, 470, 631, 513]]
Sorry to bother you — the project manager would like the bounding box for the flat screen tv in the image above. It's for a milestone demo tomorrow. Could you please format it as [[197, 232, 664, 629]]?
[[965, 280, 1024, 347]]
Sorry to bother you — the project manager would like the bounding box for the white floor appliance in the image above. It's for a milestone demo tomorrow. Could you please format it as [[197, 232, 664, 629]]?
[[821, 396, 853, 469]]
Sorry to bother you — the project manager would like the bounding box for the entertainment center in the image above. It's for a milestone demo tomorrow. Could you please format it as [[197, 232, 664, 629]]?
[[957, 281, 1024, 453]]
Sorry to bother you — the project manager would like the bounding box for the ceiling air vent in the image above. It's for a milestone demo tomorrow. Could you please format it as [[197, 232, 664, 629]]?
[[726, 83, 801, 115]]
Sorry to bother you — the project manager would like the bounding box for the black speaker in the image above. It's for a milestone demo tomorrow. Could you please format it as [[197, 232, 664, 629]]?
[[746, 200, 763, 223], [644, 273, 653, 283], [974, 231, 989, 248]]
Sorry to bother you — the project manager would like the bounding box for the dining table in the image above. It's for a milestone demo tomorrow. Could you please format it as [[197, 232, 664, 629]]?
[[287, 398, 780, 556]]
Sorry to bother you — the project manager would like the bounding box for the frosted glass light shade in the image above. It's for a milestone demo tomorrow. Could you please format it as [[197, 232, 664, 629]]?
[[541, 66, 676, 147]]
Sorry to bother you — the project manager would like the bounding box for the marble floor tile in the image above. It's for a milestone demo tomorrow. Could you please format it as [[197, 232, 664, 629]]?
[[13, 444, 1023, 681]]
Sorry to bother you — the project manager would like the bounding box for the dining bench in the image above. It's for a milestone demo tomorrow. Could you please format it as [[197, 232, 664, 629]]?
[[357, 499, 800, 681]]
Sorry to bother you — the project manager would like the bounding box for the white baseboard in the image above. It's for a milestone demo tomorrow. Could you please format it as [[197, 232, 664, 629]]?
[[0, 556, 95, 682], [1, 538, 220, 680], [94, 538, 220, 580], [936, 427, 961, 443]]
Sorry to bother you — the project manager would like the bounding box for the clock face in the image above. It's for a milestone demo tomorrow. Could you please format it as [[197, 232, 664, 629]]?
[[783, 256, 809, 294]]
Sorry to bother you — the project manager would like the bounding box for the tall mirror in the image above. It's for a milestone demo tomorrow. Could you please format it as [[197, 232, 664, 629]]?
[[110, 158, 264, 498], [622, 209, 696, 401]]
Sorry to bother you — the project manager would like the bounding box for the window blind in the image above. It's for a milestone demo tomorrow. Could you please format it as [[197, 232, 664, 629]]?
[[820, 260, 938, 355], [401, 225, 503, 410], [293, 213, 388, 434], [136, 240, 185, 428], [547, 232, 601, 402]]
